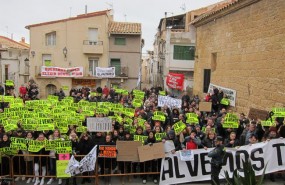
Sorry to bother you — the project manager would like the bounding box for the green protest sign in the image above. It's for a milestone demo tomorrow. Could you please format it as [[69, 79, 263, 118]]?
[[56, 160, 71, 178], [223, 113, 239, 128], [76, 126, 87, 133], [5, 80, 14, 86], [159, 91, 166, 96], [28, 140, 45, 152], [173, 121, 186, 135], [22, 124, 37, 130], [0, 147, 18, 155], [220, 98, 230, 106], [10, 137, 27, 150], [45, 140, 56, 151], [124, 125, 136, 134], [133, 135, 148, 144], [261, 121, 275, 127], [37, 124, 55, 131], [272, 107, 285, 117], [155, 132, 167, 141], [55, 141, 72, 154], [137, 118, 146, 127]]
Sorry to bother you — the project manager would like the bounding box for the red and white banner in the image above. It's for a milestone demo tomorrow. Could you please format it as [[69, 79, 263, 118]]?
[[41, 66, 83, 77], [166, 73, 184, 91]]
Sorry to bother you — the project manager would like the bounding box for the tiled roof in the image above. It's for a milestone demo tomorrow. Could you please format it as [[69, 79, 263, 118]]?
[[0, 36, 29, 49], [108, 21, 141, 34], [26, 10, 111, 29], [191, 0, 239, 24]]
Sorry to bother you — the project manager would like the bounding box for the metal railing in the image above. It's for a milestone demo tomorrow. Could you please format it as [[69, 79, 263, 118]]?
[[83, 40, 103, 45]]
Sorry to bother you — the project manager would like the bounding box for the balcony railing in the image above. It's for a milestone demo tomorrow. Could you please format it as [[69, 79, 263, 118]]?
[[82, 40, 103, 54]]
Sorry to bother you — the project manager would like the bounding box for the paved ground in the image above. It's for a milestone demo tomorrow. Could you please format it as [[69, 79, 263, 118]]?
[[13, 175, 285, 185]]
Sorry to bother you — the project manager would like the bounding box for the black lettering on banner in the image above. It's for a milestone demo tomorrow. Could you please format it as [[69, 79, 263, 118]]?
[[236, 150, 249, 172], [185, 154, 199, 176], [251, 148, 264, 171], [272, 143, 285, 166], [162, 157, 174, 180], [200, 153, 211, 175], [222, 152, 234, 172], [173, 156, 185, 178]]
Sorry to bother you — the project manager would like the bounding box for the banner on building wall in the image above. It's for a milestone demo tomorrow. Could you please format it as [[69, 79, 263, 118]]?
[[166, 73, 184, 91], [207, 83, 236, 106], [95, 67, 115, 78], [160, 138, 285, 185], [158, 95, 182, 108], [41, 66, 83, 77]]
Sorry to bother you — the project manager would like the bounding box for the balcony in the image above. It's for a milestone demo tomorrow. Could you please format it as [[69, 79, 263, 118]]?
[[113, 66, 128, 78], [82, 40, 103, 54]]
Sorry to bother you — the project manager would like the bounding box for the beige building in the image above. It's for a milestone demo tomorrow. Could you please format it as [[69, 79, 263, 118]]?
[[153, 1, 234, 97], [0, 36, 30, 95], [26, 10, 141, 97], [192, 0, 285, 113], [108, 21, 141, 90]]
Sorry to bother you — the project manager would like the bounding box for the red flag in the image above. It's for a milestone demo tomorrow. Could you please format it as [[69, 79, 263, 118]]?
[[166, 73, 184, 91]]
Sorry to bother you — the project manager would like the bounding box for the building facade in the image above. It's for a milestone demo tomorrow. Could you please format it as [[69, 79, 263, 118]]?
[[192, 0, 285, 113], [108, 21, 141, 90], [26, 10, 142, 98], [0, 36, 30, 95]]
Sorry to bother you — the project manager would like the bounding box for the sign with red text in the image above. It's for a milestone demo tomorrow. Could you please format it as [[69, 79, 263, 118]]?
[[98, 145, 117, 158], [41, 66, 83, 77], [166, 73, 184, 90]]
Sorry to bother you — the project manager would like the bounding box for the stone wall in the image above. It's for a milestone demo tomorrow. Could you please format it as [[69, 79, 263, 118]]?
[[193, 0, 285, 114]]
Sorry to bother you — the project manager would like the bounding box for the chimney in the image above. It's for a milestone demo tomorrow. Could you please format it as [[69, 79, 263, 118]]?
[[21, 37, 25, 43]]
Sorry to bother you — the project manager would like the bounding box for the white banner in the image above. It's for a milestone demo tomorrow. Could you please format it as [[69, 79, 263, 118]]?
[[158, 95, 182, 109], [65, 146, 97, 176], [160, 138, 285, 185], [87, 117, 112, 132], [208, 83, 236, 107], [41, 66, 83, 77], [95, 67, 115, 78]]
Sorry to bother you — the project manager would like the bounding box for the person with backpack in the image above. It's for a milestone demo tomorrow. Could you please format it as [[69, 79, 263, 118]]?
[[208, 136, 225, 185]]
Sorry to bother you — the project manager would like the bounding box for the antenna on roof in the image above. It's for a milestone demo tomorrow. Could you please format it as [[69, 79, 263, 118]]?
[[124, 14, 127, 22], [180, 3, 186, 12], [85, 5, 87, 15], [6, 26, 8, 38], [106, 2, 113, 10]]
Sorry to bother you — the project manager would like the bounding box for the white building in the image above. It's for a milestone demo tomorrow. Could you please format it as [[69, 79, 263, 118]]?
[[0, 36, 30, 95]]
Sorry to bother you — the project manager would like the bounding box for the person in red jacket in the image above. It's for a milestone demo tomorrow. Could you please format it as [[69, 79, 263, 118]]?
[[19, 84, 27, 98], [182, 130, 202, 150], [102, 85, 109, 96]]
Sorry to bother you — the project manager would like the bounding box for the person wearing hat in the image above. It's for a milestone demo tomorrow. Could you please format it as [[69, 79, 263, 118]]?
[[208, 136, 225, 185]]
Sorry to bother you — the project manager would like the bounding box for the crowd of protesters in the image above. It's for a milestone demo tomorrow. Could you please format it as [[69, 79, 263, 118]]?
[[0, 84, 284, 185]]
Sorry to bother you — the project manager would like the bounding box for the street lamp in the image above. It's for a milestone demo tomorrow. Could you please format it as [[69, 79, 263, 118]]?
[[63, 47, 68, 58]]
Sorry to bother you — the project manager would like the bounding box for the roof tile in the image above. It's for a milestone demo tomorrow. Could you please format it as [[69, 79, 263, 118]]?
[[108, 21, 141, 34]]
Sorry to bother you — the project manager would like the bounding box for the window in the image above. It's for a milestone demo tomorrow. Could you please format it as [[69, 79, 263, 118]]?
[[4, 65, 9, 81], [114, 38, 126, 45], [88, 28, 98, 43], [89, 58, 98, 76], [46, 32, 56, 46], [42, 54, 52, 66], [203, 69, 211, 93], [173, 45, 195, 60], [110, 59, 121, 76]]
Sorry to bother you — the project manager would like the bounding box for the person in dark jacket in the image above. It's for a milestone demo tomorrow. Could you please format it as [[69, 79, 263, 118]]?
[[0, 134, 11, 176], [202, 131, 216, 149], [224, 132, 239, 148], [208, 136, 225, 185], [78, 132, 93, 184]]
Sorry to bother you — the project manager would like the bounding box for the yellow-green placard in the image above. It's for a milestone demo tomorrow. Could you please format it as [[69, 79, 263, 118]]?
[[173, 121, 186, 135], [223, 114, 239, 128], [124, 125, 136, 134], [37, 124, 55, 131], [261, 121, 275, 127], [22, 124, 37, 130], [159, 91, 166, 96], [5, 80, 14, 86], [0, 147, 18, 155], [186, 113, 199, 124], [45, 140, 56, 151], [10, 137, 27, 150], [155, 132, 166, 141], [56, 160, 71, 178], [62, 86, 69, 90], [133, 135, 148, 144], [137, 118, 146, 127], [272, 107, 285, 118], [28, 140, 45, 152], [76, 126, 87, 133], [124, 108, 135, 117], [55, 141, 72, 154], [220, 98, 230, 106]]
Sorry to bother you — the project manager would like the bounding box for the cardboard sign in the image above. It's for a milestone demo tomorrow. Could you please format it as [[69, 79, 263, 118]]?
[[56, 160, 71, 178], [199, 102, 212, 112], [87, 117, 112, 132], [98, 145, 117, 158], [248, 108, 269, 120], [116, 141, 141, 162], [138, 142, 165, 162]]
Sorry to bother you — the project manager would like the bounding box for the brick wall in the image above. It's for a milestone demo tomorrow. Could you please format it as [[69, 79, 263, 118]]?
[[193, 0, 285, 114]]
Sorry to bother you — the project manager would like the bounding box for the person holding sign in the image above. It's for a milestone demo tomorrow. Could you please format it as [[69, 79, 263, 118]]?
[[181, 130, 201, 150], [22, 132, 34, 184], [162, 130, 181, 153], [33, 133, 49, 185], [208, 136, 225, 185]]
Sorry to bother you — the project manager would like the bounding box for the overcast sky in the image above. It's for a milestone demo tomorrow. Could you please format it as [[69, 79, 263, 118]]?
[[0, 0, 221, 52]]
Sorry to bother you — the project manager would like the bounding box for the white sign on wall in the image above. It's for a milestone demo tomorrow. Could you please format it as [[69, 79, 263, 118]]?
[[95, 67, 115, 78], [208, 83, 237, 106]]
